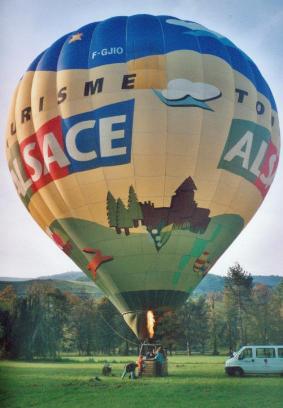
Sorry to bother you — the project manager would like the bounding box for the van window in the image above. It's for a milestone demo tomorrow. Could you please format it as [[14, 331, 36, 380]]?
[[256, 348, 275, 358], [238, 348, 252, 360], [278, 348, 283, 358]]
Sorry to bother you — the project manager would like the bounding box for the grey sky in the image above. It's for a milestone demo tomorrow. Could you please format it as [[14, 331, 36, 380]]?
[[0, 0, 282, 278]]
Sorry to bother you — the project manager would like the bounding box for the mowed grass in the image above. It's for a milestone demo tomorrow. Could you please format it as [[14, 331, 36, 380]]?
[[0, 356, 282, 408]]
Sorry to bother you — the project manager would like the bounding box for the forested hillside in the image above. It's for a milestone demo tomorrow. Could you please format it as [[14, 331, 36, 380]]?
[[0, 265, 282, 359], [0, 272, 281, 297]]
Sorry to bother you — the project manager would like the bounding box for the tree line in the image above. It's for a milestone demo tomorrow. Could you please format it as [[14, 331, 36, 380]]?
[[0, 264, 282, 360]]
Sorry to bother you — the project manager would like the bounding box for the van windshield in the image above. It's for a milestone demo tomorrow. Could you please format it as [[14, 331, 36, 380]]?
[[238, 348, 252, 360]]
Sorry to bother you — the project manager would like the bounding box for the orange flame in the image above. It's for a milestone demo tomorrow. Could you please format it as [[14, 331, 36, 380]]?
[[147, 310, 155, 338]]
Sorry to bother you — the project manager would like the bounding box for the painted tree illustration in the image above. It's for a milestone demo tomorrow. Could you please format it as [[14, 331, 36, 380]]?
[[128, 185, 143, 227], [106, 192, 120, 233], [116, 198, 133, 235]]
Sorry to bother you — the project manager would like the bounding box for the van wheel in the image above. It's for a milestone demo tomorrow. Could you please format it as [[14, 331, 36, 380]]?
[[233, 368, 244, 377]]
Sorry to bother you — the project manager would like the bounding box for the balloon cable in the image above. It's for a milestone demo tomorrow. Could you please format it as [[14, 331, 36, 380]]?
[[98, 311, 139, 346]]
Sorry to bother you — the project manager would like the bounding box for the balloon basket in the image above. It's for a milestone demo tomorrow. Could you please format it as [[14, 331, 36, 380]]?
[[139, 341, 168, 377], [141, 359, 168, 377]]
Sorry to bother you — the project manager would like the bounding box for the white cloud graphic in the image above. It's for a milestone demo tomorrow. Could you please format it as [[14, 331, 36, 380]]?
[[161, 79, 221, 101], [166, 18, 224, 39]]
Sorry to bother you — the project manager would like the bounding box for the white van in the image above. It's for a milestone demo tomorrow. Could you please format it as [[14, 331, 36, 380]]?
[[225, 345, 283, 376]]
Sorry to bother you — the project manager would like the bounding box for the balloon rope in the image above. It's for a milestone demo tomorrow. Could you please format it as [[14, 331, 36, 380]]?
[[98, 311, 139, 346]]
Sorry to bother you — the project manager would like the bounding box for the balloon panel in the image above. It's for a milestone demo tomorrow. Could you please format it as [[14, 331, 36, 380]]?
[[6, 15, 280, 338]]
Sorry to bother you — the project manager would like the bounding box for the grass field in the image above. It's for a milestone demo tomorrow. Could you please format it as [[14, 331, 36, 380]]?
[[0, 355, 282, 408]]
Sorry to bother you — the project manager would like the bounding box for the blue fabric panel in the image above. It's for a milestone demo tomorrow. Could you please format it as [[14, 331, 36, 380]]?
[[25, 14, 276, 111]]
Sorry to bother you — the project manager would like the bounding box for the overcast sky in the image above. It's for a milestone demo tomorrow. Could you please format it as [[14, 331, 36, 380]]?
[[0, 0, 282, 279]]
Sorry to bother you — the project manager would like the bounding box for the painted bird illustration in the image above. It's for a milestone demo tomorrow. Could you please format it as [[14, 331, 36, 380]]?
[[83, 248, 113, 279]]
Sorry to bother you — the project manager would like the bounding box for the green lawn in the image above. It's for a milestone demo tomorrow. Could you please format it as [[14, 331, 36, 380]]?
[[0, 356, 282, 408]]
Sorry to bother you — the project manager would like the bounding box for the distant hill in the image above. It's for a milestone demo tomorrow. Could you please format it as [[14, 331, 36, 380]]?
[[194, 274, 225, 294], [0, 273, 281, 298], [0, 278, 103, 299], [0, 277, 33, 282], [194, 274, 283, 295], [38, 271, 83, 281], [253, 275, 283, 287], [0, 272, 83, 282]]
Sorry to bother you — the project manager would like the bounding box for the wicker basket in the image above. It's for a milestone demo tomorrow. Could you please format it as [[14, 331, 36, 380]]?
[[142, 359, 168, 377]]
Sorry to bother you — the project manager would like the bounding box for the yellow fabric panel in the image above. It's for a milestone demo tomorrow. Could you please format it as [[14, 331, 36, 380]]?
[[14, 72, 36, 143], [133, 154, 166, 177], [75, 168, 105, 185], [31, 71, 58, 115], [105, 177, 136, 198], [5, 84, 19, 151], [135, 176, 165, 197], [103, 163, 135, 180], [6, 49, 279, 233]]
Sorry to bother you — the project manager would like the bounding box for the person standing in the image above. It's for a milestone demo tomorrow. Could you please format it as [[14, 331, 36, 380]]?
[[154, 346, 165, 376], [137, 355, 145, 377]]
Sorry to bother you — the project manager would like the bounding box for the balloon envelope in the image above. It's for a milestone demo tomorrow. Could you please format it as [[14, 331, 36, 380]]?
[[6, 15, 280, 339]]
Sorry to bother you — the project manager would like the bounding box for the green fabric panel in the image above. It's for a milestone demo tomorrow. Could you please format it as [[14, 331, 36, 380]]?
[[191, 239, 207, 256], [118, 290, 189, 311], [218, 119, 271, 183]]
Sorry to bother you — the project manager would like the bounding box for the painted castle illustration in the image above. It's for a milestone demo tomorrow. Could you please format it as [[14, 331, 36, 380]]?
[[106, 177, 211, 236], [140, 177, 210, 232]]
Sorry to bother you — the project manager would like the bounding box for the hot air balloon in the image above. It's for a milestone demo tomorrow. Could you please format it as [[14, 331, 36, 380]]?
[[5, 15, 280, 340]]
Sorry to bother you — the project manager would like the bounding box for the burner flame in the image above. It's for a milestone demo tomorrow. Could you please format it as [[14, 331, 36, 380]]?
[[147, 310, 155, 338]]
